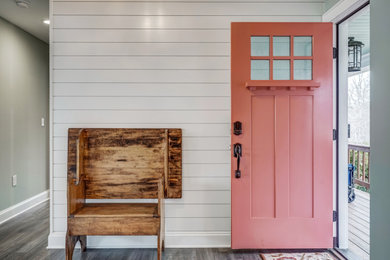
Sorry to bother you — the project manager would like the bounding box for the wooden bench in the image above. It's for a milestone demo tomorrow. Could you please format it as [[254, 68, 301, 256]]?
[[66, 128, 182, 260]]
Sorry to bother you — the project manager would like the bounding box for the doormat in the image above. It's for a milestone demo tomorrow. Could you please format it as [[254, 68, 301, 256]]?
[[260, 252, 336, 260]]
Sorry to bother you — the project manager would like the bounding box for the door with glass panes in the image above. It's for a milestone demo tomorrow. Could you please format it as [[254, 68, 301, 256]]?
[[231, 23, 333, 248]]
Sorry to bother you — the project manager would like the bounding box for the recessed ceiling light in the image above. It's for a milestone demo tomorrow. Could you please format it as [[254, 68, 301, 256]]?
[[15, 0, 31, 8], [43, 20, 50, 25]]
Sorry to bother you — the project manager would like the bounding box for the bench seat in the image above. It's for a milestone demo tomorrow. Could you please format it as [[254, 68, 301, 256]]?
[[72, 203, 159, 218], [68, 203, 160, 236]]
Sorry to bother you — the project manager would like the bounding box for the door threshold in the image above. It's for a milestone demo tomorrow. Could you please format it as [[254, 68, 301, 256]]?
[[334, 248, 363, 260]]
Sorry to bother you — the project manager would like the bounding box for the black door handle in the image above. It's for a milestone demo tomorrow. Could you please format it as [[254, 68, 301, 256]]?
[[233, 143, 242, 178]]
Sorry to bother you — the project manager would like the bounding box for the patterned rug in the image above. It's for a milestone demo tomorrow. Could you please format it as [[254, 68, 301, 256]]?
[[260, 252, 336, 260]]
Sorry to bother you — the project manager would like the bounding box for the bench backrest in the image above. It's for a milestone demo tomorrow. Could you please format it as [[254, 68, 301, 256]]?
[[67, 128, 182, 199]]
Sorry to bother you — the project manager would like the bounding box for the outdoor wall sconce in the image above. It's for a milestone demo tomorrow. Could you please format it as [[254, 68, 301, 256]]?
[[348, 37, 364, 72]]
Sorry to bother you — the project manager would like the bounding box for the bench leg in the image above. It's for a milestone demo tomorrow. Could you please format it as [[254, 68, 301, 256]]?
[[157, 233, 162, 260], [79, 235, 87, 252], [66, 232, 77, 260]]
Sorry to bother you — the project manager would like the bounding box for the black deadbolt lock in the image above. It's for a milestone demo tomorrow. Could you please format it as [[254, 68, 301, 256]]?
[[233, 121, 242, 136]]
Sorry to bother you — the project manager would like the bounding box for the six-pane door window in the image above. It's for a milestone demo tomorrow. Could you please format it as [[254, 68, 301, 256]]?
[[250, 36, 313, 80]]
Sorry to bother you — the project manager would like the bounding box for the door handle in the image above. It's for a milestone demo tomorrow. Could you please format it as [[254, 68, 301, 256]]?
[[233, 143, 242, 178]]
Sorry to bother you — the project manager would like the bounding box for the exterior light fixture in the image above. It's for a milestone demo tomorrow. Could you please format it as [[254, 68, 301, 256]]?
[[43, 20, 50, 25], [348, 37, 364, 72]]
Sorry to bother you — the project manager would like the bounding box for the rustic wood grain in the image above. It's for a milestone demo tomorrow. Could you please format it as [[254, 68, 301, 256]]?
[[66, 128, 177, 260], [158, 179, 165, 256], [72, 203, 159, 218], [84, 129, 164, 199], [167, 129, 182, 198], [68, 217, 160, 236], [76, 129, 88, 185], [67, 128, 182, 199], [65, 231, 78, 260], [67, 129, 88, 216]]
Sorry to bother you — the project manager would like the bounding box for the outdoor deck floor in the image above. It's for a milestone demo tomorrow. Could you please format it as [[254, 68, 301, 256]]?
[[348, 189, 370, 260]]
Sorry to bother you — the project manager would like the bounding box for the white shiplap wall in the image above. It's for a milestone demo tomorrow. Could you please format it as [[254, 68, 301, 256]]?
[[49, 0, 324, 248]]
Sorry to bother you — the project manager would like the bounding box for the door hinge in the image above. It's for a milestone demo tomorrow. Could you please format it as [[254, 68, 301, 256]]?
[[333, 211, 338, 222], [333, 237, 338, 248], [333, 47, 337, 59], [333, 129, 337, 140], [348, 124, 351, 138]]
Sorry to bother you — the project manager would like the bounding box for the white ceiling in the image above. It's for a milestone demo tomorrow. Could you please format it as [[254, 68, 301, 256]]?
[[0, 0, 49, 43], [0, 0, 330, 44], [348, 8, 370, 55]]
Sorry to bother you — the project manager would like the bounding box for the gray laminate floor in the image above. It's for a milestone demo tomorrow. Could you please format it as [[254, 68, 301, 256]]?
[[0, 201, 340, 260]]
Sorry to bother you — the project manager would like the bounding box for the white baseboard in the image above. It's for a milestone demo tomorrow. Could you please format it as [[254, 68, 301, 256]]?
[[0, 190, 50, 225], [47, 231, 231, 249]]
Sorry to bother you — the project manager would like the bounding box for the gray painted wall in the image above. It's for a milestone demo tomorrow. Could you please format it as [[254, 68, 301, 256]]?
[[0, 17, 49, 211], [370, 0, 390, 259]]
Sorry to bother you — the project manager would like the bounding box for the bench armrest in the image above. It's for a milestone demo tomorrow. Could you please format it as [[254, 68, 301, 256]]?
[[158, 179, 164, 217], [158, 178, 165, 246], [68, 129, 87, 216], [75, 129, 87, 185]]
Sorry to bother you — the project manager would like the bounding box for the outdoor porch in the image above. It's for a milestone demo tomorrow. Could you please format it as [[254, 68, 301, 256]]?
[[348, 188, 370, 260], [347, 144, 370, 260]]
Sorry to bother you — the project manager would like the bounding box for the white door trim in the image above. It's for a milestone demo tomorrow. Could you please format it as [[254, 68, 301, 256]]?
[[337, 21, 349, 249]]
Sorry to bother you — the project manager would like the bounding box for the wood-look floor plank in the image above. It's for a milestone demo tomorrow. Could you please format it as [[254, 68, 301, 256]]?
[[0, 201, 50, 260], [0, 201, 340, 260]]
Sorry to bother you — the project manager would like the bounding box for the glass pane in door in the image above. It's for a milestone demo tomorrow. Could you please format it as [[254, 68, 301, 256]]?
[[294, 60, 312, 80], [273, 36, 290, 56], [294, 36, 312, 56], [273, 60, 290, 80], [251, 36, 270, 56], [251, 60, 270, 80]]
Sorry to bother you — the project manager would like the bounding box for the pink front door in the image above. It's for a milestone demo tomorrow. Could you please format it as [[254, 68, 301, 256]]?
[[231, 23, 333, 248]]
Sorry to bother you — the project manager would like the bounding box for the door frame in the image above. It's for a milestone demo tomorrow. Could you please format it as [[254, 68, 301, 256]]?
[[334, 1, 370, 250]]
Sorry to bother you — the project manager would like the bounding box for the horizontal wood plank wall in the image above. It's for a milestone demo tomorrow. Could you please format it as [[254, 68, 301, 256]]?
[[50, 0, 323, 248]]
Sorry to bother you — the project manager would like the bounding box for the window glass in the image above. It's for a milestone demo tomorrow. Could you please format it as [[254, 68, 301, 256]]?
[[294, 36, 312, 56], [273, 60, 290, 80], [251, 60, 270, 80], [294, 60, 312, 80], [251, 36, 270, 56], [273, 36, 290, 56]]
